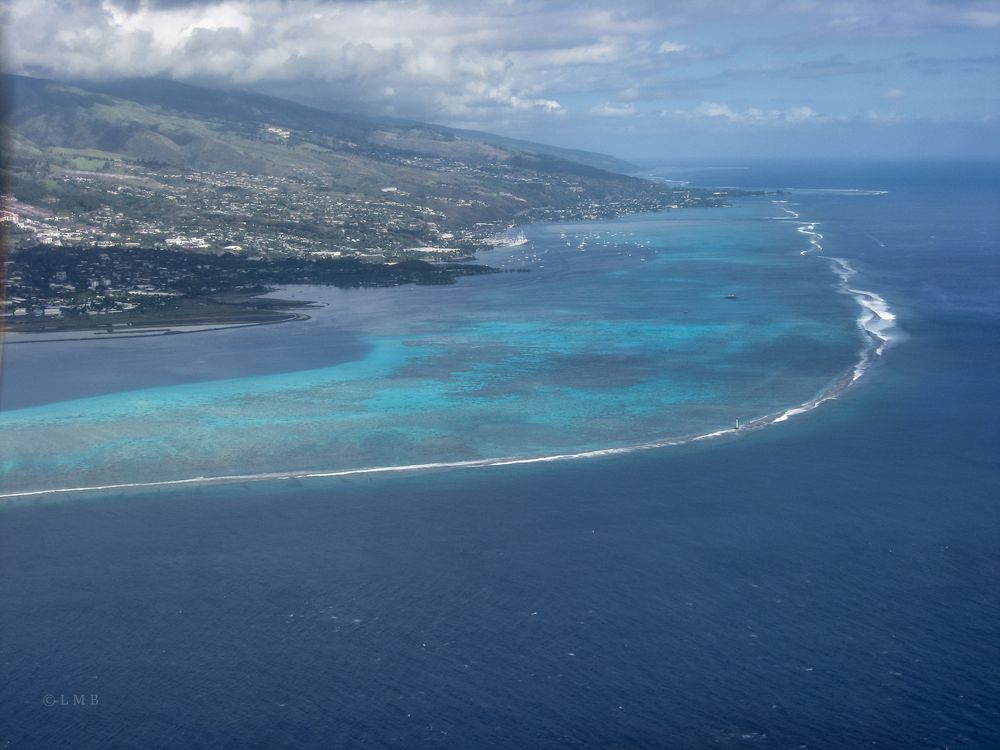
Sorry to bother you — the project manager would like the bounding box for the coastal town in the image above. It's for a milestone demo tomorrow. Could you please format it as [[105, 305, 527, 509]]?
[[1, 243, 511, 330], [2, 158, 730, 327], [2, 75, 745, 328], [3, 156, 719, 258]]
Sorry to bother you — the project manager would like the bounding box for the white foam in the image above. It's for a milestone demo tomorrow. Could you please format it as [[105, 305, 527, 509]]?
[[795, 223, 824, 255], [827, 257, 899, 363], [774, 202, 801, 220]]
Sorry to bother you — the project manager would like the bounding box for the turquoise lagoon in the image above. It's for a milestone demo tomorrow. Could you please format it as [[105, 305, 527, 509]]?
[[4, 160, 996, 750], [0, 197, 869, 496]]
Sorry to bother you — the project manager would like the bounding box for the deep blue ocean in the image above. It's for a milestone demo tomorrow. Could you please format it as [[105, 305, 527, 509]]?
[[1, 159, 998, 748]]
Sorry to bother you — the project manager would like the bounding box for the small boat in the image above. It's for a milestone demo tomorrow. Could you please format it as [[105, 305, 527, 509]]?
[[725, 293, 738, 300], [507, 230, 528, 247], [489, 230, 528, 247]]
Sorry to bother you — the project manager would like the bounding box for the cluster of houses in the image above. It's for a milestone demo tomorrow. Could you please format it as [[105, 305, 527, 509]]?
[[2, 250, 179, 321], [3, 165, 486, 259]]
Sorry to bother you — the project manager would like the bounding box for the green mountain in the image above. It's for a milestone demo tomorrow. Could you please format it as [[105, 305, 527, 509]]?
[[6, 74, 635, 175], [48, 77, 637, 173], [2, 74, 692, 257]]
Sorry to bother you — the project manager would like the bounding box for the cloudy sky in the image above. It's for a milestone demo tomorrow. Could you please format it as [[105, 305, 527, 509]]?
[[4, 0, 1000, 158]]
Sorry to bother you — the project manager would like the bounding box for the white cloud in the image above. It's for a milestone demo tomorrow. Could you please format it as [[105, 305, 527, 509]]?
[[14, 1, 716, 133], [517, 40, 627, 69], [589, 102, 635, 117], [459, 81, 564, 113], [961, 10, 1000, 28], [3, 0, 994, 144], [785, 106, 819, 122], [4, 0, 623, 122], [883, 88, 906, 99], [672, 101, 820, 124], [657, 41, 687, 54], [864, 109, 904, 124]]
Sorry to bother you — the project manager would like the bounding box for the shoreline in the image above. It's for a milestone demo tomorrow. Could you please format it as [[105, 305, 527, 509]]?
[[0, 358, 867, 504], [2, 297, 318, 344], [0, 198, 899, 503], [3, 311, 313, 345], [0, 327, 891, 506]]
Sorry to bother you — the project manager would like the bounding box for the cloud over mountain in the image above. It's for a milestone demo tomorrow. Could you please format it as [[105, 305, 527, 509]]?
[[3, 0, 998, 156]]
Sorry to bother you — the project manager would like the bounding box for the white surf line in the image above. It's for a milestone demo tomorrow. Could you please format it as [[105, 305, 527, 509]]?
[[0, 444, 706, 501], [773, 201, 800, 220], [828, 257, 898, 365], [775, 199, 824, 256], [0, 353, 876, 502], [0, 352, 876, 503], [767, 199, 898, 397], [0, 410, 815, 500], [796, 223, 823, 255], [771, 199, 898, 375], [1, 204, 900, 504], [0, 358, 868, 501]]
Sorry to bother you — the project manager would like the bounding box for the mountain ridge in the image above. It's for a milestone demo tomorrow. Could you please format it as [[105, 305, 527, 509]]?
[[5, 74, 637, 175], [2, 74, 713, 258]]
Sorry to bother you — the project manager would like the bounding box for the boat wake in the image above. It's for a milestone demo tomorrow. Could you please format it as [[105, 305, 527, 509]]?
[[0, 201, 900, 503]]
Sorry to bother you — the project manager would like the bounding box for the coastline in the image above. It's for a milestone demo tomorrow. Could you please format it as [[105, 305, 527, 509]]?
[[2, 296, 318, 344], [0, 196, 898, 503], [5, 159, 993, 750], [0, 358, 871, 504], [0, 293, 894, 505]]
